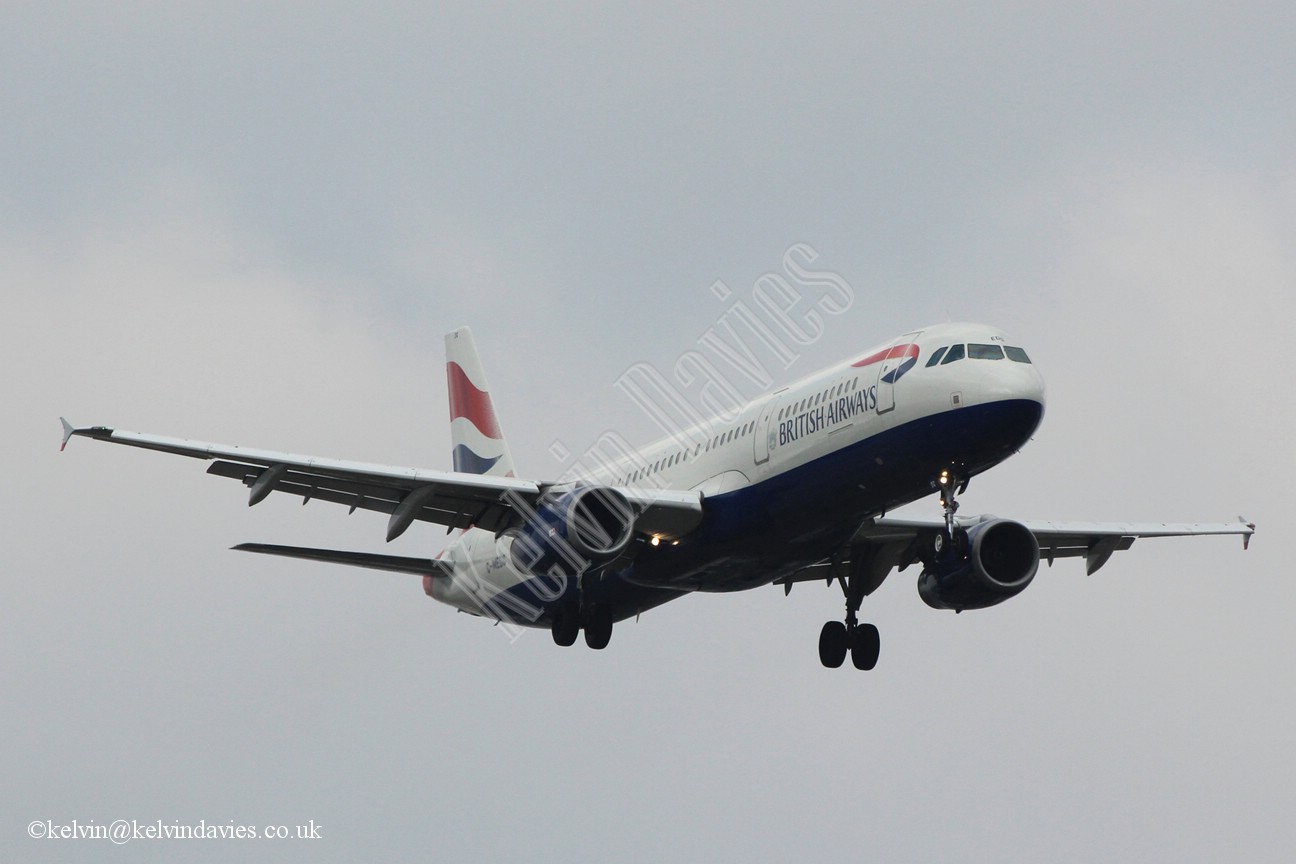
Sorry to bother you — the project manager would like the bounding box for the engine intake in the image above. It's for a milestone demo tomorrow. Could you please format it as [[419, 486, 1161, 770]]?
[[504, 486, 635, 577], [917, 518, 1040, 612]]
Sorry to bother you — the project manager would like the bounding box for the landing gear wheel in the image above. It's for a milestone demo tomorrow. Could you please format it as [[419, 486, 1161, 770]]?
[[850, 623, 880, 671], [819, 621, 848, 668], [583, 605, 613, 650], [551, 607, 579, 647]]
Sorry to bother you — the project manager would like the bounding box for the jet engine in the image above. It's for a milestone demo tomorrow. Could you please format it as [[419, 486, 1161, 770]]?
[[917, 518, 1040, 612], [503, 486, 635, 578]]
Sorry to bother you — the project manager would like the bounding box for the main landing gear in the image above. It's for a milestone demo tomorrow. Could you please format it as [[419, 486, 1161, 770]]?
[[816, 471, 967, 670], [818, 619, 880, 670], [818, 555, 881, 671], [550, 603, 614, 649], [551, 573, 614, 650]]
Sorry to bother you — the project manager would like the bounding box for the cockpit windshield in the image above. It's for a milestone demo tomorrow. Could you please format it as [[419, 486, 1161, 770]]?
[[968, 343, 1004, 360], [925, 343, 1032, 366]]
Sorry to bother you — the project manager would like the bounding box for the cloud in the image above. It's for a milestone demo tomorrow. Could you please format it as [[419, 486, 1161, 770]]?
[[3, 5, 1293, 863]]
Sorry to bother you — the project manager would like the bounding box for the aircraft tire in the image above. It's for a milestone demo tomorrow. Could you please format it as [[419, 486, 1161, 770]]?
[[819, 621, 848, 668], [584, 606, 613, 650], [551, 608, 580, 647], [850, 623, 880, 671]]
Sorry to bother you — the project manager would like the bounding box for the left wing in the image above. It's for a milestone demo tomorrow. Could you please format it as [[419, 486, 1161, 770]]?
[[60, 420, 703, 541], [862, 513, 1255, 574], [779, 512, 1255, 593]]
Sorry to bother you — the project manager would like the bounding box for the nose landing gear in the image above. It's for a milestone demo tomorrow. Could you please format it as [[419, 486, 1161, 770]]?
[[938, 469, 965, 537], [929, 470, 970, 560]]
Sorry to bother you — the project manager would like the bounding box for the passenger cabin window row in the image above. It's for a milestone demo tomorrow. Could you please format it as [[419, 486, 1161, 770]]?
[[618, 418, 759, 485], [925, 343, 1032, 366], [777, 375, 861, 422], [614, 345, 1029, 484]]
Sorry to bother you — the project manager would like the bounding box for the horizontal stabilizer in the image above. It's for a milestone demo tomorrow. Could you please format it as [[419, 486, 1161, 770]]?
[[232, 543, 452, 577]]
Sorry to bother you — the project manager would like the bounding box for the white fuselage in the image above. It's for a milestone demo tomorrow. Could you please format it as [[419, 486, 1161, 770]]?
[[429, 322, 1046, 624]]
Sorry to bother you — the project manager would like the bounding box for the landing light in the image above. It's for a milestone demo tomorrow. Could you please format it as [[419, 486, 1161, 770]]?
[[650, 536, 660, 547]]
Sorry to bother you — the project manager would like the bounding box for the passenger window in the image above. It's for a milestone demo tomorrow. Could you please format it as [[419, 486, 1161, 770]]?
[[1005, 346, 1032, 363], [926, 346, 948, 367], [968, 343, 1005, 360], [941, 344, 965, 364]]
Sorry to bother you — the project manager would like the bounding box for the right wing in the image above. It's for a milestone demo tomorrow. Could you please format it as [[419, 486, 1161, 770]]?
[[61, 421, 703, 541]]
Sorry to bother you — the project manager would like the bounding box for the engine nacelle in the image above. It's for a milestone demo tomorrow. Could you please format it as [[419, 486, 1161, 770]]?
[[917, 518, 1040, 612], [503, 486, 635, 578]]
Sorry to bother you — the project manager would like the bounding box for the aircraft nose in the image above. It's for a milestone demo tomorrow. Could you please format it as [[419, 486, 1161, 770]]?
[[1018, 363, 1046, 405], [1008, 363, 1046, 439], [975, 357, 1045, 405], [966, 358, 1046, 443]]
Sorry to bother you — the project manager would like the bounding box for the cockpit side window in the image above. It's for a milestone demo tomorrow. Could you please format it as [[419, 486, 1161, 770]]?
[[1004, 346, 1032, 363], [968, 343, 1005, 360], [925, 346, 948, 367], [940, 343, 965, 364]]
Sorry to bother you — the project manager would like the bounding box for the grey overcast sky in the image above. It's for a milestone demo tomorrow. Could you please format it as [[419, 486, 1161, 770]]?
[[3, 3, 1293, 862]]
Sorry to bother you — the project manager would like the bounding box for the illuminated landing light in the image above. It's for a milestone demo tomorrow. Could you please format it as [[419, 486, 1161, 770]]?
[[650, 536, 661, 547]]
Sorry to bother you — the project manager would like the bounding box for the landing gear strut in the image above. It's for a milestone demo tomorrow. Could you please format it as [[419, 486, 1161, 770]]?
[[938, 469, 964, 538], [929, 470, 969, 561], [818, 554, 881, 670]]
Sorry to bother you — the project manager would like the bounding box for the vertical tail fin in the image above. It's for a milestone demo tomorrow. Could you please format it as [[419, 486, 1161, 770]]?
[[445, 327, 516, 477]]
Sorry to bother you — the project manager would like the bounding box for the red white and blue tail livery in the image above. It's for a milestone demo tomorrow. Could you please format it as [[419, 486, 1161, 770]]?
[[61, 322, 1254, 669], [446, 327, 515, 477]]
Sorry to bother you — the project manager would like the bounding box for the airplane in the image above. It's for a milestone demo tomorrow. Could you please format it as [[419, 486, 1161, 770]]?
[[61, 322, 1254, 670]]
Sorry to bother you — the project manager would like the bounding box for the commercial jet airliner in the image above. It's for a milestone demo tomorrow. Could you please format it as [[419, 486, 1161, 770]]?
[[61, 322, 1253, 669]]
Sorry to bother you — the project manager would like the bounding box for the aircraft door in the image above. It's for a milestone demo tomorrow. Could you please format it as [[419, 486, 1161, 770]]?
[[753, 395, 780, 465], [875, 331, 922, 415]]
